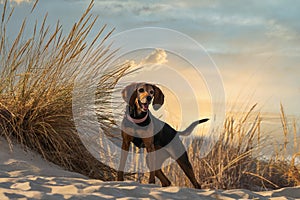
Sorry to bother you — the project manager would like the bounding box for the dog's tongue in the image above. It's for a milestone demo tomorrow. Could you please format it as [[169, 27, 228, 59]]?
[[143, 103, 149, 110]]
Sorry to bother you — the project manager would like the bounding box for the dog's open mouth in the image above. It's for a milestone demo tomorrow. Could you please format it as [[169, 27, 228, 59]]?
[[138, 100, 150, 111], [141, 103, 149, 111]]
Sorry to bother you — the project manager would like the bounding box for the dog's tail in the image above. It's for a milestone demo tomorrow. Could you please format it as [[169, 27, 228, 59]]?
[[178, 118, 209, 136]]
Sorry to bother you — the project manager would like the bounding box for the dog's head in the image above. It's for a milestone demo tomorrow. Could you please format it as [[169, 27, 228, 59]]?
[[122, 83, 164, 112]]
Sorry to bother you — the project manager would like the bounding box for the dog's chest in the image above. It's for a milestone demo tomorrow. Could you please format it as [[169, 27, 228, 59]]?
[[121, 119, 154, 138]]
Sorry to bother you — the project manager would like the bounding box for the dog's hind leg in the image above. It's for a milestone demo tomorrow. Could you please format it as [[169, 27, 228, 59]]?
[[155, 169, 171, 187], [176, 152, 201, 189], [147, 149, 171, 187]]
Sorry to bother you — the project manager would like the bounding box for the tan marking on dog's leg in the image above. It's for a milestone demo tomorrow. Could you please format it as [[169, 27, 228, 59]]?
[[117, 138, 131, 181], [143, 138, 156, 184], [149, 148, 171, 187]]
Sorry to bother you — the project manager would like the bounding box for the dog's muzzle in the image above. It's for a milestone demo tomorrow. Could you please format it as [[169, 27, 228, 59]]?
[[139, 96, 152, 111]]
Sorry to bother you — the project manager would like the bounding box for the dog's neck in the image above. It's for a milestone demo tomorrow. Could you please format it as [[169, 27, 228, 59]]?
[[126, 105, 149, 125], [126, 112, 148, 124]]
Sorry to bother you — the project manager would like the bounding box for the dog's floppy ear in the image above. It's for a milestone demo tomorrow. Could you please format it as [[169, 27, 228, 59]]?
[[152, 85, 164, 110], [122, 83, 137, 107]]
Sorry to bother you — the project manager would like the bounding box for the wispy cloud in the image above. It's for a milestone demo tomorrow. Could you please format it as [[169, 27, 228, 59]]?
[[266, 20, 299, 41], [94, 0, 173, 16], [91, 0, 300, 58], [0, 0, 33, 5]]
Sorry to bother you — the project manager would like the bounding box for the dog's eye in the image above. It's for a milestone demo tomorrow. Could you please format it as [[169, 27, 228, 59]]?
[[138, 88, 145, 93], [149, 90, 154, 95]]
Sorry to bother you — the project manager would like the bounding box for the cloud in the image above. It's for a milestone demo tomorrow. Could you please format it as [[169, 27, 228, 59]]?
[[266, 20, 299, 41], [127, 49, 168, 69], [92, 0, 300, 59], [94, 0, 172, 15], [140, 49, 168, 65], [0, 0, 33, 5]]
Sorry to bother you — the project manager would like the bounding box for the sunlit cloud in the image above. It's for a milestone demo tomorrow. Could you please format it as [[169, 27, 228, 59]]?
[[0, 0, 33, 5], [126, 48, 168, 69], [140, 48, 168, 65]]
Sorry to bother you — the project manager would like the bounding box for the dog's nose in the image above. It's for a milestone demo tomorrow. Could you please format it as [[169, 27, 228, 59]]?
[[147, 96, 152, 102]]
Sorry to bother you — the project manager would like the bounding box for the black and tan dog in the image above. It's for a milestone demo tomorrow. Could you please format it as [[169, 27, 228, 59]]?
[[117, 82, 209, 189]]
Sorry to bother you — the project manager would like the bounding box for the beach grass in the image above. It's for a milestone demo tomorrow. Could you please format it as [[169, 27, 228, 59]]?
[[0, 0, 128, 180], [132, 104, 299, 190], [161, 103, 300, 190]]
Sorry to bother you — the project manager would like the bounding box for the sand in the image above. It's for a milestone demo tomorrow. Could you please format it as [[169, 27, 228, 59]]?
[[0, 137, 299, 200]]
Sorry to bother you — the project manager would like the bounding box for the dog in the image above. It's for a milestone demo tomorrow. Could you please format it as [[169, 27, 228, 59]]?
[[117, 82, 209, 189]]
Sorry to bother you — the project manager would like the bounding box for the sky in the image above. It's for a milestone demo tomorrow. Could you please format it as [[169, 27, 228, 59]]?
[[2, 0, 300, 124]]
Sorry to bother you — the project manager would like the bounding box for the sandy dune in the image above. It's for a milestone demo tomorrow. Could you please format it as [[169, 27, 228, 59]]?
[[0, 137, 299, 200]]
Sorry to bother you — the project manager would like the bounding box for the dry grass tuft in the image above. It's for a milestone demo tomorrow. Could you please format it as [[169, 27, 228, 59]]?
[[159, 104, 300, 190], [133, 104, 299, 190], [0, 0, 129, 180]]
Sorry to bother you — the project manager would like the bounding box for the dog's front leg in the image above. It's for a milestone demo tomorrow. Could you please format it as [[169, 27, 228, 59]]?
[[144, 138, 156, 184], [117, 138, 130, 181]]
